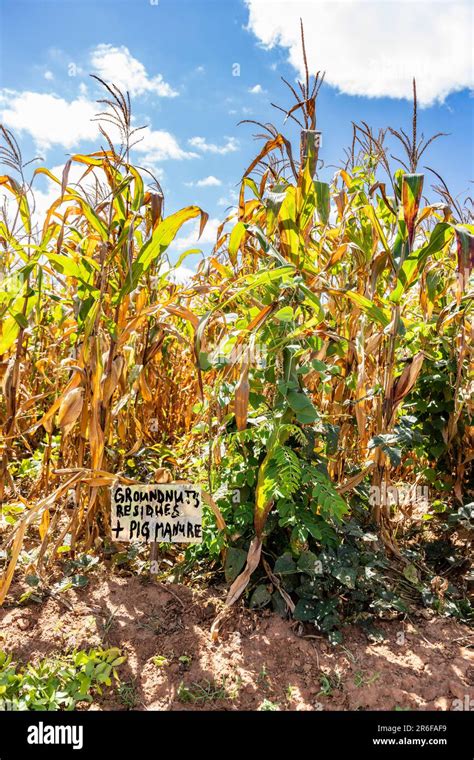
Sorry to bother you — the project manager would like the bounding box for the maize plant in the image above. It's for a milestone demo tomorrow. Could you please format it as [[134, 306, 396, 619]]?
[[0, 45, 472, 625], [0, 81, 208, 601], [195, 37, 473, 619]]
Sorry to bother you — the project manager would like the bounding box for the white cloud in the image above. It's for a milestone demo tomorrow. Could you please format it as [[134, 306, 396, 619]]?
[[188, 135, 239, 154], [245, 0, 474, 105], [0, 88, 194, 173], [186, 175, 222, 187], [133, 126, 197, 167], [197, 175, 221, 187], [217, 193, 238, 208], [0, 90, 98, 151], [162, 263, 195, 284], [44, 71, 54, 81], [90, 44, 178, 98], [171, 217, 221, 252], [249, 84, 264, 94]]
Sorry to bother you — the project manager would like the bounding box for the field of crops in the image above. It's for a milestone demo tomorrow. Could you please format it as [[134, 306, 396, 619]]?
[[0, 36, 473, 715]]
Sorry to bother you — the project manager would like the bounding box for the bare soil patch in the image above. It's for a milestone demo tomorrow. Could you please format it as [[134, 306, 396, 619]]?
[[1, 574, 472, 711]]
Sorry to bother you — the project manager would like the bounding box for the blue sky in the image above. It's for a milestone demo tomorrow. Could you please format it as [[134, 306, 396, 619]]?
[[0, 0, 472, 268]]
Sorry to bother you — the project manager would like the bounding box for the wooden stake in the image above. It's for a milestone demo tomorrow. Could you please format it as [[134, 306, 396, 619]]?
[[149, 466, 173, 582]]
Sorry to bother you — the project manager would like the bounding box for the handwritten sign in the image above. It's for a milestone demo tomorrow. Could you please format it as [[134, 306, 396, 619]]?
[[110, 483, 202, 544]]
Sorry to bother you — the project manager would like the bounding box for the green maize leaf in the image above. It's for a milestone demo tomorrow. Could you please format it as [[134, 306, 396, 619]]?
[[363, 204, 394, 268], [194, 311, 212, 371], [248, 225, 290, 267], [114, 217, 137, 252], [392, 222, 450, 276], [242, 176, 261, 199], [33, 167, 62, 185], [426, 270, 440, 304], [228, 221, 246, 262], [12, 312, 28, 329], [393, 168, 405, 201], [300, 129, 320, 178], [247, 265, 295, 288], [265, 185, 288, 236], [35, 224, 61, 251], [419, 222, 454, 261], [81, 300, 100, 340], [343, 291, 390, 327], [278, 186, 300, 262], [0, 273, 24, 307], [207, 265, 295, 316], [392, 230, 404, 267], [0, 223, 28, 263], [314, 181, 330, 225], [297, 162, 316, 230], [347, 217, 374, 258], [46, 253, 93, 281], [300, 285, 325, 322], [120, 206, 207, 299], [57, 194, 108, 242], [128, 165, 144, 212], [112, 183, 128, 221], [70, 153, 104, 167], [0, 175, 31, 235], [173, 248, 203, 271], [390, 250, 424, 303], [0, 293, 37, 353]]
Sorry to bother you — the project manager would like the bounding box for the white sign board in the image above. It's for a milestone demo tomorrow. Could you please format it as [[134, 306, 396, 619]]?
[[111, 483, 202, 544]]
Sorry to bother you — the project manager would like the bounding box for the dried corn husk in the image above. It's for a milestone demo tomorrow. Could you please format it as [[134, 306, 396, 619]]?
[[57, 387, 84, 436]]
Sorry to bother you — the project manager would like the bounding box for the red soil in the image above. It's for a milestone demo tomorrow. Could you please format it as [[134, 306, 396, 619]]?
[[1, 574, 472, 711]]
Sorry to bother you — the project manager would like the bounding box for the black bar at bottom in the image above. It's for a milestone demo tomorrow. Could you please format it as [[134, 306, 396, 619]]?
[[0, 710, 471, 758]]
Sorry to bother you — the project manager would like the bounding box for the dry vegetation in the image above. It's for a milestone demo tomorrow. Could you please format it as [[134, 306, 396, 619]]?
[[0, 31, 473, 669]]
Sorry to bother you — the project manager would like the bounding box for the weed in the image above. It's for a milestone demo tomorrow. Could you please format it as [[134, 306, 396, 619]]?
[[258, 699, 280, 711], [177, 678, 228, 704], [117, 680, 139, 709], [318, 670, 343, 698], [152, 655, 169, 668], [286, 684, 298, 702], [257, 664, 270, 688], [0, 648, 125, 710], [101, 607, 119, 641], [354, 670, 380, 688], [178, 654, 192, 669]]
